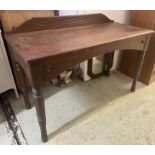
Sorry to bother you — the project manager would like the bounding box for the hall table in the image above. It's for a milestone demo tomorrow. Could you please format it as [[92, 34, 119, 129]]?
[[5, 14, 153, 142]]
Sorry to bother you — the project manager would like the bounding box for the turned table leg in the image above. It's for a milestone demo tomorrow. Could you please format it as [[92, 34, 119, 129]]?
[[15, 63, 31, 109], [32, 87, 48, 142], [131, 50, 145, 92]]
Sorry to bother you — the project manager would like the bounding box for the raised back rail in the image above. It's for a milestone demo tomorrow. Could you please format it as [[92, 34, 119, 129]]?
[[7, 14, 113, 34]]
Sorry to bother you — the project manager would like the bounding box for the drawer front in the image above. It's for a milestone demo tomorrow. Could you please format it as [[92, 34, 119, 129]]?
[[30, 55, 82, 86]]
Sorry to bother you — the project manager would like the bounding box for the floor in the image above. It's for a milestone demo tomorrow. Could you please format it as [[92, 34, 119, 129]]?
[[0, 71, 155, 145]]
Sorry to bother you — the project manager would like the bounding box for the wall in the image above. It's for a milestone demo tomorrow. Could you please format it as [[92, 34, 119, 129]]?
[[0, 11, 55, 32]]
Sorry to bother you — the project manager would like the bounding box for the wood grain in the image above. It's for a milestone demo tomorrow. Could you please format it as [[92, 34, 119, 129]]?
[[6, 22, 152, 62]]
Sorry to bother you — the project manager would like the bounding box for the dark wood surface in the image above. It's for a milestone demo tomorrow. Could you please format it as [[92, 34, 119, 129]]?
[[120, 11, 155, 85], [6, 22, 152, 62], [5, 14, 153, 142], [6, 20, 153, 87], [6, 13, 114, 87]]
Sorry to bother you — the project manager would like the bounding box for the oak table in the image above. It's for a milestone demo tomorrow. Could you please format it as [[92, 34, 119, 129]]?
[[5, 14, 153, 142]]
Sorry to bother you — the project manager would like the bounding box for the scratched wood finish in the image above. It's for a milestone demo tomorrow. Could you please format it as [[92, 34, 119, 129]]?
[[5, 14, 153, 142]]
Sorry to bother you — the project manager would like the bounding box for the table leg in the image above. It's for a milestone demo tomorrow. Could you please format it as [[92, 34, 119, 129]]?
[[32, 87, 48, 142], [131, 50, 145, 92], [15, 63, 31, 109], [104, 51, 114, 76], [88, 52, 114, 78]]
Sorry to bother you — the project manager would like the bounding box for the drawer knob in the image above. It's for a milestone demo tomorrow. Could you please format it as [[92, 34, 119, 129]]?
[[141, 40, 144, 44], [47, 65, 54, 72]]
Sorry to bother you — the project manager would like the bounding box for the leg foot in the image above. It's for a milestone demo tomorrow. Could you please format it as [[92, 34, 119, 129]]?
[[22, 90, 31, 109], [131, 50, 145, 92], [32, 88, 48, 142]]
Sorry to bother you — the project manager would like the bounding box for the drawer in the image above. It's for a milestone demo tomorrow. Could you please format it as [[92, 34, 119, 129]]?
[[31, 55, 82, 86]]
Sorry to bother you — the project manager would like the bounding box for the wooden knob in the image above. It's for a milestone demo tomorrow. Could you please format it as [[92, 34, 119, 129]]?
[[47, 65, 54, 72], [141, 40, 144, 44]]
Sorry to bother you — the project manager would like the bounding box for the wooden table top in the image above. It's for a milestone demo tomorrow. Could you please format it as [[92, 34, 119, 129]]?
[[6, 22, 153, 62]]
